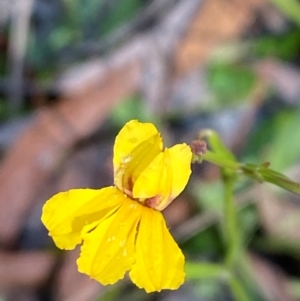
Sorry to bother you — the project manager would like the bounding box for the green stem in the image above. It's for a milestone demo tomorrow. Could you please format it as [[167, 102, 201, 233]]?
[[200, 151, 300, 196], [202, 151, 240, 170], [229, 277, 252, 301], [223, 174, 239, 268], [185, 262, 231, 280], [200, 150, 242, 267]]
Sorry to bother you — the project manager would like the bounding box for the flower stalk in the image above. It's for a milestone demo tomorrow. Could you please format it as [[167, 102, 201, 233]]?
[[190, 129, 300, 300], [222, 171, 240, 268]]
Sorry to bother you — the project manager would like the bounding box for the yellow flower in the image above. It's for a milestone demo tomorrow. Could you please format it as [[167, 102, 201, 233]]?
[[41, 120, 192, 293]]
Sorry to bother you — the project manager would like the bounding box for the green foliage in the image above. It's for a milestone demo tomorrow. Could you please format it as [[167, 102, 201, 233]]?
[[190, 129, 300, 300], [50, 27, 77, 51], [110, 94, 156, 127], [193, 180, 224, 214], [266, 109, 300, 170], [28, 0, 146, 72], [191, 279, 227, 301], [183, 227, 223, 257], [207, 64, 257, 104], [99, 0, 143, 36], [0, 51, 6, 76], [0, 99, 7, 117], [237, 205, 259, 246], [254, 30, 300, 60], [246, 108, 300, 171]]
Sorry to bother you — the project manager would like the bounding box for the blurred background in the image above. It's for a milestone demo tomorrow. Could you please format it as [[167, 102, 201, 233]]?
[[1, 0, 300, 300]]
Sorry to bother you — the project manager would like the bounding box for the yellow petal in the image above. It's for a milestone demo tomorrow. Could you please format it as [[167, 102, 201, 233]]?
[[113, 120, 161, 170], [113, 120, 163, 192], [77, 197, 142, 285], [129, 207, 185, 292], [41, 187, 123, 250], [133, 144, 192, 210]]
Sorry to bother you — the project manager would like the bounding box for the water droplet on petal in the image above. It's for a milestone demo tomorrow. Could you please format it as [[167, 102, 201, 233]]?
[[129, 203, 137, 209], [119, 239, 126, 247], [107, 236, 116, 242]]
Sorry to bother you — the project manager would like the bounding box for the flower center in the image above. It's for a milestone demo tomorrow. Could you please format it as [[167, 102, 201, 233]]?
[[116, 176, 160, 210]]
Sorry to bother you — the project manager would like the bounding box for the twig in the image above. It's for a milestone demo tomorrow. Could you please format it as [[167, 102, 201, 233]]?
[[7, 0, 34, 111]]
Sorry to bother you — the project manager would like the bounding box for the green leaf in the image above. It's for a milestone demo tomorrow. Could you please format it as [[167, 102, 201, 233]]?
[[244, 108, 300, 171], [267, 110, 300, 171], [254, 30, 300, 60], [99, 0, 143, 36], [268, 0, 300, 27], [110, 94, 155, 127], [207, 64, 257, 104], [192, 180, 224, 214]]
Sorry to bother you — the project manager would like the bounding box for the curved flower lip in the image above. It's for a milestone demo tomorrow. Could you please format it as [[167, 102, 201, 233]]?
[[41, 119, 192, 293], [113, 119, 192, 210]]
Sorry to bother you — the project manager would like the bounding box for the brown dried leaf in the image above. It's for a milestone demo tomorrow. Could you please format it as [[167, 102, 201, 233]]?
[[0, 251, 56, 290], [0, 60, 140, 246], [55, 248, 105, 301], [249, 253, 295, 301], [257, 187, 300, 242], [175, 0, 265, 75]]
